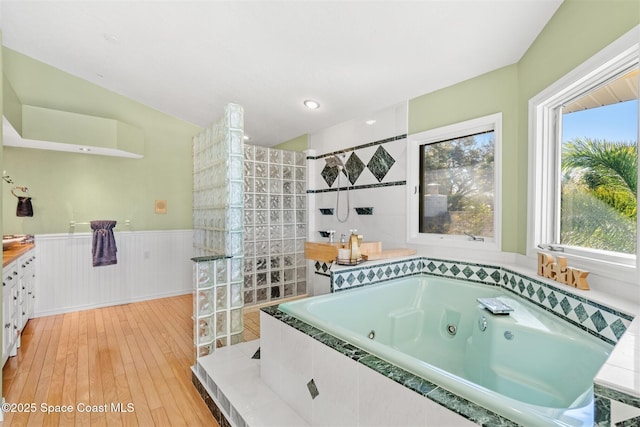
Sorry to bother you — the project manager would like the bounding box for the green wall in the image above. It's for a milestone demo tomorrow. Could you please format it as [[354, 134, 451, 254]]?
[[273, 134, 308, 152], [2, 48, 202, 234], [3, 0, 638, 244], [409, 65, 519, 252], [408, 0, 639, 255]]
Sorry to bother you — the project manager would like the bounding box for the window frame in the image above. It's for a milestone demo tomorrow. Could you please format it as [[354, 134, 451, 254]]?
[[527, 25, 640, 281], [407, 113, 503, 252]]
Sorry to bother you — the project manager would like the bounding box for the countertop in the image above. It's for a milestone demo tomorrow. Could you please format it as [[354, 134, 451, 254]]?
[[3, 243, 35, 267]]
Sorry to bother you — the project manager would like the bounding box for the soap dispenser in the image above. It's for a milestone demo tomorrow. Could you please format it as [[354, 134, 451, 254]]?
[[348, 229, 360, 261]]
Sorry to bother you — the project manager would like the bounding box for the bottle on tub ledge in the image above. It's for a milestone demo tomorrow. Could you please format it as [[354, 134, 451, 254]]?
[[348, 229, 363, 261]]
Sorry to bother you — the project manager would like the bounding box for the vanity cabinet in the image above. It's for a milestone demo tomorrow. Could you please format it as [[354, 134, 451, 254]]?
[[18, 253, 36, 331], [2, 247, 35, 367], [2, 261, 20, 366]]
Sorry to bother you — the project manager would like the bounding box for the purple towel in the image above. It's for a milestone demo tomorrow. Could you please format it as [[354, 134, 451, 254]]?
[[16, 197, 33, 217], [91, 220, 117, 267]]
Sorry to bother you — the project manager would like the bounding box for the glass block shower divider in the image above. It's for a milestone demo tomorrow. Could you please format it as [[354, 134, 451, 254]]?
[[192, 103, 244, 356], [243, 145, 307, 306]]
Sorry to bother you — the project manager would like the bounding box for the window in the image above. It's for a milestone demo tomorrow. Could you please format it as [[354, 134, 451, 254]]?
[[408, 113, 502, 251], [529, 25, 639, 277], [560, 71, 638, 255]]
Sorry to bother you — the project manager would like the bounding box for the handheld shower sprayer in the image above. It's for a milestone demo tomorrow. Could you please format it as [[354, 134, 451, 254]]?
[[324, 154, 350, 222], [325, 154, 345, 169]]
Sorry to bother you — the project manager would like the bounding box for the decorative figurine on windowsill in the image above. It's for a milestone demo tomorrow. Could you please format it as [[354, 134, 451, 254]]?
[[537, 252, 590, 290]]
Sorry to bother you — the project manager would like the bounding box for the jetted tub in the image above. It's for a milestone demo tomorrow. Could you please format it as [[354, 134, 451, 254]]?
[[278, 276, 612, 426]]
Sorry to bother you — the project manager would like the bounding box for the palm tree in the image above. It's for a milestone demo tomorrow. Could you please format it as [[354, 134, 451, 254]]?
[[563, 137, 637, 219], [561, 137, 637, 253]]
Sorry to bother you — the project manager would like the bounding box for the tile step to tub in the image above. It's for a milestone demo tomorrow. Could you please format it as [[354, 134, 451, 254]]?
[[192, 339, 309, 427]]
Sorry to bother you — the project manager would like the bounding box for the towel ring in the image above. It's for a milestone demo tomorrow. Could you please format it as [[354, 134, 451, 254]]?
[[11, 186, 29, 198]]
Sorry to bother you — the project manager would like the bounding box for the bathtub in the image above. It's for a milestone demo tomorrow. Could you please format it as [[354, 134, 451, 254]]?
[[278, 276, 612, 426]]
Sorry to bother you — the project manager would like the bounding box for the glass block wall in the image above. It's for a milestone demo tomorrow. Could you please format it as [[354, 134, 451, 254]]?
[[243, 145, 307, 306], [193, 256, 243, 356], [192, 103, 244, 352], [193, 103, 244, 258]]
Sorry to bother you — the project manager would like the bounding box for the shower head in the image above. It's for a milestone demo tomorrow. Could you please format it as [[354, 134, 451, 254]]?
[[325, 154, 345, 169]]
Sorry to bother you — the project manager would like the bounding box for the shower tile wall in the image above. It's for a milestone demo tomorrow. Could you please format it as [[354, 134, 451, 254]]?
[[243, 145, 307, 306], [308, 102, 408, 250]]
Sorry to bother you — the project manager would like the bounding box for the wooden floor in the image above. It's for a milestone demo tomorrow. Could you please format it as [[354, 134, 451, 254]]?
[[0, 294, 255, 427]]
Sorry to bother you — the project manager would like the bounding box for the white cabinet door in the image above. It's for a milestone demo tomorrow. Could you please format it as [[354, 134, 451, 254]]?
[[24, 254, 35, 320], [2, 260, 20, 365], [2, 248, 35, 367], [2, 268, 13, 366], [17, 253, 35, 331]]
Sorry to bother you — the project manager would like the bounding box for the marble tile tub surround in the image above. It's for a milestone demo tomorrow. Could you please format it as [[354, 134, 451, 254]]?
[[330, 256, 634, 346], [259, 308, 480, 427], [328, 255, 640, 424]]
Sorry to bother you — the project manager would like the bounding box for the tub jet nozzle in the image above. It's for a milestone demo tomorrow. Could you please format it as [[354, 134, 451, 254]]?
[[368, 330, 375, 340], [447, 324, 457, 336]]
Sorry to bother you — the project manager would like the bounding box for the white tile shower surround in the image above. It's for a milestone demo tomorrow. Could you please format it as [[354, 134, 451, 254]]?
[[312, 185, 407, 250]]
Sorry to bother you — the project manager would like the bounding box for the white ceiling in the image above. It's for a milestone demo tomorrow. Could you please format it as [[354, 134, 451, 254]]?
[[0, 0, 562, 147]]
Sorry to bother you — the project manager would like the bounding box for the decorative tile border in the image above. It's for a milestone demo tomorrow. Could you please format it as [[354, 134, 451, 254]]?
[[330, 256, 634, 345], [307, 134, 407, 161], [422, 258, 503, 286], [594, 382, 640, 426], [314, 260, 333, 276], [500, 268, 632, 345], [307, 180, 406, 194], [309, 134, 406, 191], [331, 258, 423, 291]]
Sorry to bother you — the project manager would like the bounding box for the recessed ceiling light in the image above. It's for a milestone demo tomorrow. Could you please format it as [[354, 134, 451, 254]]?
[[303, 99, 320, 109], [365, 119, 377, 125]]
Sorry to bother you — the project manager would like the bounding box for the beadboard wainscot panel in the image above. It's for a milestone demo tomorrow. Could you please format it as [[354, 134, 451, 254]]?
[[34, 230, 194, 316]]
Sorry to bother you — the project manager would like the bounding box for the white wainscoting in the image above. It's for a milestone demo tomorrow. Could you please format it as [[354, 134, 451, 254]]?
[[34, 230, 194, 317]]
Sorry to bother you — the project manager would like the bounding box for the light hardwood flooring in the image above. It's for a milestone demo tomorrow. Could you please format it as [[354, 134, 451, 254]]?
[[0, 294, 261, 427]]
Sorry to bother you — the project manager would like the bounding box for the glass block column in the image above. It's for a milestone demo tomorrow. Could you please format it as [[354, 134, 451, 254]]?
[[192, 255, 244, 358], [192, 103, 244, 354], [243, 145, 307, 306], [193, 103, 244, 257]]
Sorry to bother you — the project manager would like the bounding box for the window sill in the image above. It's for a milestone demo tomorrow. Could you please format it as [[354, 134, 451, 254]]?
[[408, 235, 500, 252], [524, 249, 638, 308]]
